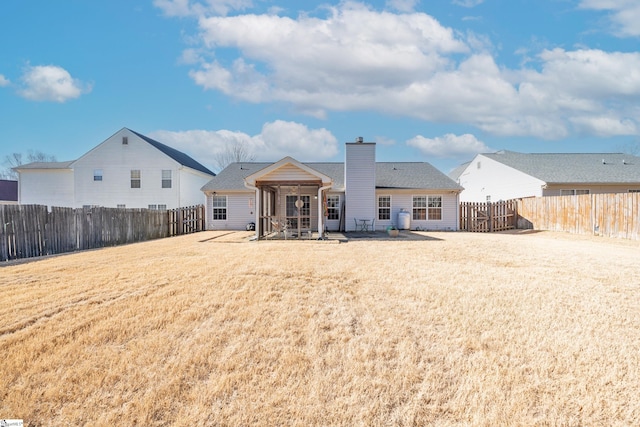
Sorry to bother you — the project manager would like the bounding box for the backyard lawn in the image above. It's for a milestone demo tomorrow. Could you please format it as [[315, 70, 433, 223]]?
[[1, 230, 640, 426]]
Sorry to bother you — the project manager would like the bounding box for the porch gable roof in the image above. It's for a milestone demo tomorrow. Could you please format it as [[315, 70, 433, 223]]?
[[244, 156, 333, 187]]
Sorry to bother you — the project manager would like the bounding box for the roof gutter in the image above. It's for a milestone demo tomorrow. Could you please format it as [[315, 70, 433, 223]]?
[[244, 180, 260, 240]]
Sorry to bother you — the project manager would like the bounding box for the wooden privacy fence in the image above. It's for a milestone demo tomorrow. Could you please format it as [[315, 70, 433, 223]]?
[[460, 200, 517, 232], [517, 193, 640, 240], [168, 204, 205, 236], [1, 204, 205, 262]]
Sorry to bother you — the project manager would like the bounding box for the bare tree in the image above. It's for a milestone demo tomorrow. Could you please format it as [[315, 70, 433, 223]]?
[[213, 141, 256, 172], [1, 150, 57, 180]]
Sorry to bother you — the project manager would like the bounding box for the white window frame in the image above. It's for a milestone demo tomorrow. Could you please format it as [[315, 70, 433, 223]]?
[[93, 169, 103, 181], [427, 195, 443, 221], [212, 195, 227, 220], [131, 170, 141, 189], [326, 195, 340, 220], [412, 196, 427, 220], [162, 170, 172, 189], [378, 195, 391, 221], [561, 189, 590, 196]]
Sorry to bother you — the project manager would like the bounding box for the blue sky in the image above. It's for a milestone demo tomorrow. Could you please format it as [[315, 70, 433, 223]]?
[[1, 0, 639, 174]]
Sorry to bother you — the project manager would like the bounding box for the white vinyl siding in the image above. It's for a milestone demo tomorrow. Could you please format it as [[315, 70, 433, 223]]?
[[458, 154, 546, 202], [345, 143, 376, 231], [205, 192, 256, 230], [375, 191, 458, 231]]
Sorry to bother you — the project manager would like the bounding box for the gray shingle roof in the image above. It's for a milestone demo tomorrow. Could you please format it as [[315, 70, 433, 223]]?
[[129, 129, 215, 176], [484, 150, 640, 184], [13, 161, 74, 170], [201, 161, 462, 191]]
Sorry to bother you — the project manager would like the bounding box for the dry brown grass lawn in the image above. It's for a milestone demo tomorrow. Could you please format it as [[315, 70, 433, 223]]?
[[1, 230, 640, 426]]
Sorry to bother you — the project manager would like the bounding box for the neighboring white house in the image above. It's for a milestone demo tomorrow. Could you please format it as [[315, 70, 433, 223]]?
[[201, 138, 463, 239], [14, 128, 215, 209], [451, 150, 640, 202]]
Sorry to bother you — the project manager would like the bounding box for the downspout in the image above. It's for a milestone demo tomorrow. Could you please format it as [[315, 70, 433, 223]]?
[[244, 180, 260, 240], [317, 183, 332, 239]]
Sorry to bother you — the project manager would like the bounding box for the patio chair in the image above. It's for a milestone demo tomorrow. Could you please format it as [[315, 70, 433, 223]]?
[[369, 218, 375, 232], [271, 220, 288, 240]]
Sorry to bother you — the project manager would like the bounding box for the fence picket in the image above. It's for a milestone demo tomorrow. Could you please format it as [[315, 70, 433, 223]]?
[[0, 204, 204, 262]]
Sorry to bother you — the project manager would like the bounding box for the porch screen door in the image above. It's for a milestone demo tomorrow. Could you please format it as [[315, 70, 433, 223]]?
[[286, 195, 310, 231]]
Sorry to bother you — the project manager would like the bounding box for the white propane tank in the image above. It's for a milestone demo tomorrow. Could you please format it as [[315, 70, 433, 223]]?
[[398, 210, 411, 230]]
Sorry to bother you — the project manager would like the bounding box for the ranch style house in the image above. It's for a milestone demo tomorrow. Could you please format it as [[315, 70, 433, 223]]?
[[451, 150, 640, 203], [14, 128, 215, 210], [201, 138, 463, 239]]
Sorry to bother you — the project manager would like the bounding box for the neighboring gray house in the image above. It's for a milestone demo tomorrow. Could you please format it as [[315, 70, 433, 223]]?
[[201, 138, 463, 239], [452, 150, 640, 202]]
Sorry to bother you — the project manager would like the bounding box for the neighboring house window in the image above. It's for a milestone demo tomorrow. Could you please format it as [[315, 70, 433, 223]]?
[[629, 189, 640, 193], [93, 169, 103, 181], [378, 195, 391, 220], [412, 196, 427, 220], [428, 196, 443, 220], [213, 195, 227, 220], [148, 204, 157, 210], [117, 204, 126, 209], [122, 136, 128, 145], [561, 189, 590, 196], [326, 195, 340, 220], [477, 161, 481, 169], [131, 170, 141, 188], [158, 204, 167, 210], [162, 170, 172, 188]]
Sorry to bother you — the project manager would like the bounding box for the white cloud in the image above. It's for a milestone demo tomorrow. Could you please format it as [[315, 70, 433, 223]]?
[[0, 74, 9, 87], [406, 133, 492, 158], [159, 2, 640, 140], [579, 0, 640, 37], [18, 65, 91, 102], [150, 120, 339, 170]]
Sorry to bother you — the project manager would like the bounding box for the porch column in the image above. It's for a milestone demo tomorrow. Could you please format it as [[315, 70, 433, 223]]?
[[254, 187, 261, 240], [317, 184, 332, 239]]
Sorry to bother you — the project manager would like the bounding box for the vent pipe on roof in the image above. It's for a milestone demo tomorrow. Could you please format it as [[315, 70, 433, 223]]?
[[602, 159, 606, 165], [355, 136, 364, 143], [623, 159, 627, 165]]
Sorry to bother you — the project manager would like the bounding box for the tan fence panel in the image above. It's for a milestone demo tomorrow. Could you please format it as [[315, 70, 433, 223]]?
[[517, 193, 640, 241], [460, 200, 517, 232]]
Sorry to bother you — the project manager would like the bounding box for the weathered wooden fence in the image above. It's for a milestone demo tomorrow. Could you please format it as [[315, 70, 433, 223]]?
[[168, 204, 205, 236], [1, 204, 205, 262], [517, 193, 640, 240], [460, 200, 517, 232]]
